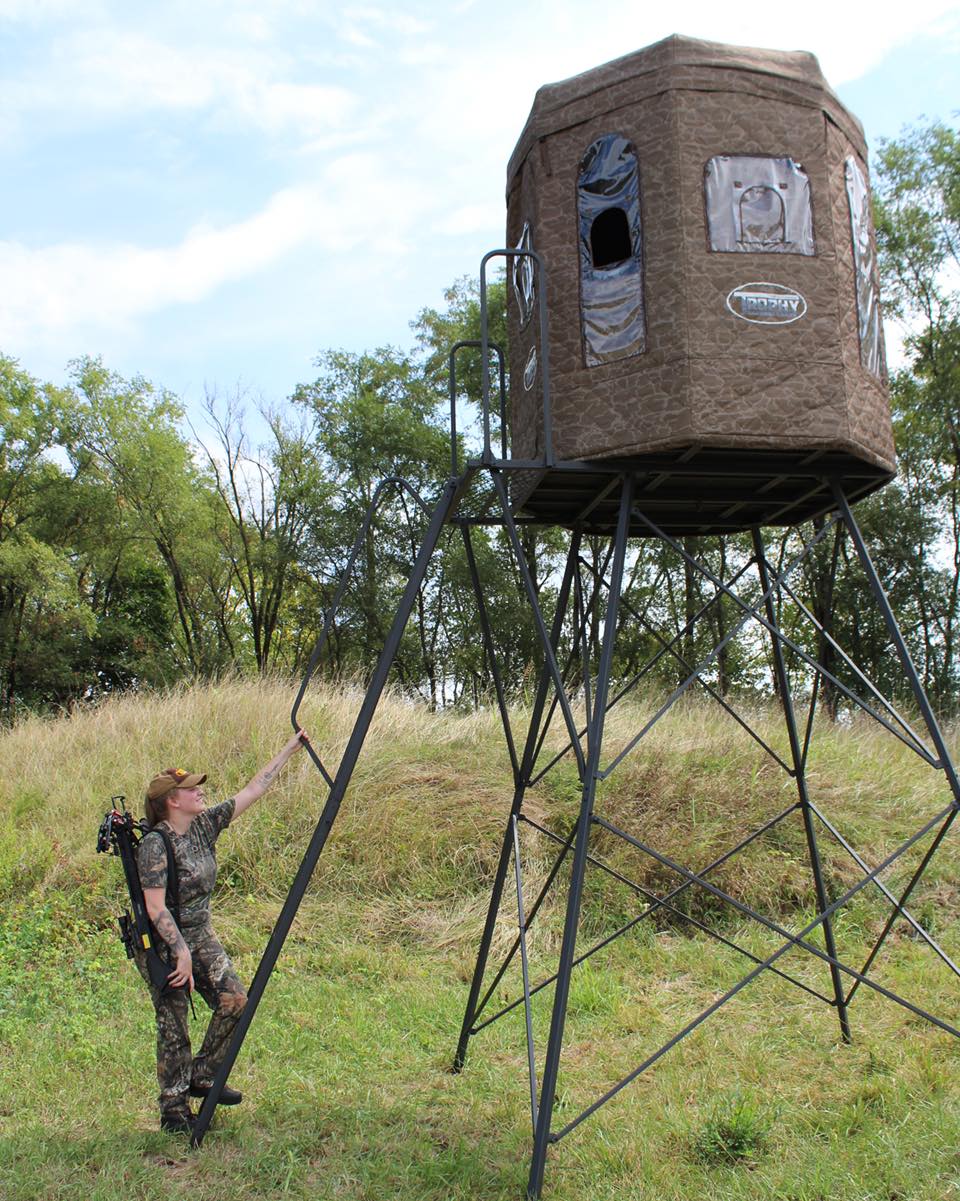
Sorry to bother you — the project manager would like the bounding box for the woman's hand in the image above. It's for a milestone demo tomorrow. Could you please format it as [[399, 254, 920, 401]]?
[[168, 948, 194, 992], [284, 728, 310, 755]]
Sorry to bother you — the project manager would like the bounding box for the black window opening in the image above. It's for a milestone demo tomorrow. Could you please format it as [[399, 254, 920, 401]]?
[[704, 155, 815, 255], [577, 134, 646, 366], [590, 207, 632, 269]]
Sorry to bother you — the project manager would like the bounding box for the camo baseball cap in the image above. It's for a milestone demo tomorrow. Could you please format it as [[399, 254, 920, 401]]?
[[146, 767, 208, 801]]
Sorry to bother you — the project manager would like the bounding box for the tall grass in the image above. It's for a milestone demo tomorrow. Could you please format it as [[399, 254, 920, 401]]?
[[1, 677, 959, 1200]]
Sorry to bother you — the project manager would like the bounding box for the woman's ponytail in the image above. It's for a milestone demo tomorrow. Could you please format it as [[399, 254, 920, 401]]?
[[144, 793, 168, 828]]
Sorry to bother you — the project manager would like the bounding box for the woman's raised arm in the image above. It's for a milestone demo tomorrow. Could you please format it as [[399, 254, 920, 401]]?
[[232, 729, 310, 817]]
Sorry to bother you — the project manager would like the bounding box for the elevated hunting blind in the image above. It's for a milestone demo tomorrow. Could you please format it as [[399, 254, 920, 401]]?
[[192, 37, 960, 1201], [507, 35, 895, 533]]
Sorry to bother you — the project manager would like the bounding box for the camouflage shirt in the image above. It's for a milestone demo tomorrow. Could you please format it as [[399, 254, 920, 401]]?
[[138, 799, 236, 932]]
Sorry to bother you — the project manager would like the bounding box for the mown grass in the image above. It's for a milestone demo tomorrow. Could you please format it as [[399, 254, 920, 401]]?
[[2, 677, 960, 1200]]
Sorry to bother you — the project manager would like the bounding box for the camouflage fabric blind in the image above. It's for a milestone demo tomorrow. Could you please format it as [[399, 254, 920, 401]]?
[[138, 799, 236, 929]]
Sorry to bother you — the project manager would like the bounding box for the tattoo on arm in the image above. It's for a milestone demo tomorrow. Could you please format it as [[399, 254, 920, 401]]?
[[238, 750, 288, 810], [153, 908, 188, 956]]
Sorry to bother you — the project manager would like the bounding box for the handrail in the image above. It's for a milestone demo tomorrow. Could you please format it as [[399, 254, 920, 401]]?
[[479, 248, 552, 467], [448, 340, 507, 476]]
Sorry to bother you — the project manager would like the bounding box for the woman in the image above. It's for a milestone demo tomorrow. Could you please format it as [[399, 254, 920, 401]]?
[[137, 727, 309, 1133]]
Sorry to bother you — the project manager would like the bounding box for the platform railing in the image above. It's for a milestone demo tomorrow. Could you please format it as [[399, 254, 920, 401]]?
[[462, 247, 551, 469], [448, 340, 506, 477]]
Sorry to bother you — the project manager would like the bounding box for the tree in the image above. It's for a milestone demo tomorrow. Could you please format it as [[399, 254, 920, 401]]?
[[872, 120, 960, 707], [197, 392, 335, 672], [65, 357, 232, 677], [414, 278, 565, 700], [413, 274, 509, 460], [0, 358, 96, 713], [291, 348, 455, 700]]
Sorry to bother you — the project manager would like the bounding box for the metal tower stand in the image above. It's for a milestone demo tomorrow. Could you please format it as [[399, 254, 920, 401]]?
[[191, 251, 960, 1197], [449, 473, 960, 1197], [191, 460, 960, 1197]]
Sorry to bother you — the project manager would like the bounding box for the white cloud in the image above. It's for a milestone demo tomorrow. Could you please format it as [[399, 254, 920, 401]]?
[[0, 26, 358, 142], [439, 204, 502, 237], [410, 1, 960, 216], [338, 23, 377, 51], [785, 0, 960, 82], [341, 7, 434, 39], [226, 11, 273, 43], [54, 30, 222, 113], [244, 82, 357, 135], [0, 153, 430, 348], [0, 0, 98, 20], [540, 0, 960, 85], [396, 42, 449, 67]]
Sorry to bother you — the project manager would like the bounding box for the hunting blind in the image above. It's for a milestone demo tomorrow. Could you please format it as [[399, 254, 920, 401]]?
[[507, 35, 894, 532], [192, 37, 960, 1201]]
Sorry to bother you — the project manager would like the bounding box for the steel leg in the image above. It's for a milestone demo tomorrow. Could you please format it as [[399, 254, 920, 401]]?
[[527, 477, 633, 1199], [453, 529, 582, 1072], [753, 528, 852, 1043]]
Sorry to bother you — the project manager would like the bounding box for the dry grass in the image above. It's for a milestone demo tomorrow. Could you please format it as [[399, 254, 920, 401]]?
[[2, 675, 957, 960], [3, 677, 960, 1200]]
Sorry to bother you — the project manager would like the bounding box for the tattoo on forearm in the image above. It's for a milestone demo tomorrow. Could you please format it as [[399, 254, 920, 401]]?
[[153, 908, 187, 956], [260, 766, 276, 786]]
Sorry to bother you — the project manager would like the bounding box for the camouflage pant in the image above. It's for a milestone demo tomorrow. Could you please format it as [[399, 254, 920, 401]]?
[[136, 918, 247, 1118]]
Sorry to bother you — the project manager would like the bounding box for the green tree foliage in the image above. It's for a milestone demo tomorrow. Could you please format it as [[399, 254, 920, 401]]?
[[414, 274, 567, 698], [0, 358, 94, 712], [64, 357, 231, 677], [291, 347, 464, 703], [198, 393, 334, 672], [1, 127, 959, 719], [413, 273, 509, 455], [869, 120, 960, 705]]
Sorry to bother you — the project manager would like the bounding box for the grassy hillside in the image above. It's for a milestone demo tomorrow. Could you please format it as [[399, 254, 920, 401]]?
[[1, 677, 959, 1200]]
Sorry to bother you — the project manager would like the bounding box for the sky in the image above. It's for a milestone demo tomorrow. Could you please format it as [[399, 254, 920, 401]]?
[[2, 0, 960, 421]]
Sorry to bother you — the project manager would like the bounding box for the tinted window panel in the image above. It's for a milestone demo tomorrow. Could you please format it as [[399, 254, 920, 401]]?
[[578, 134, 646, 366], [845, 156, 886, 378], [512, 222, 536, 330], [705, 155, 815, 255]]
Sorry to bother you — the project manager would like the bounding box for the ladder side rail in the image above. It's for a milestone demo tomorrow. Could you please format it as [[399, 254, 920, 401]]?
[[193, 477, 460, 1147]]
